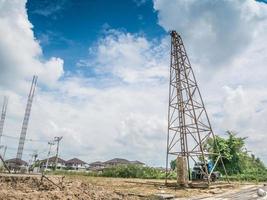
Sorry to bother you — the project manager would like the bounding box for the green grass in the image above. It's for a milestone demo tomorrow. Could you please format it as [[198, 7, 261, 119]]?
[[47, 164, 267, 183], [47, 164, 176, 180], [223, 170, 267, 183]]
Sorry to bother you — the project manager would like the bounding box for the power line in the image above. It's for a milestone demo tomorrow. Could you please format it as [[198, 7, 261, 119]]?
[[4, 148, 48, 157], [1, 134, 48, 143], [5, 146, 41, 152]]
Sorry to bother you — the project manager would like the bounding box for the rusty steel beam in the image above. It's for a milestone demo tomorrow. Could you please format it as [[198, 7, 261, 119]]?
[[165, 31, 228, 185]]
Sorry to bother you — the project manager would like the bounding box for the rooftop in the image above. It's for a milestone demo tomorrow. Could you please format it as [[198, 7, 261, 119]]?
[[5, 158, 28, 166], [66, 158, 87, 165], [89, 161, 104, 166], [104, 158, 130, 164], [40, 156, 66, 164]]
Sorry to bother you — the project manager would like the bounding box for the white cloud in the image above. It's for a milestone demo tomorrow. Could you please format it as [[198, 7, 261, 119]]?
[[30, 0, 69, 17], [153, 0, 267, 67], [133, 0, 148, 7], [0, 0, 170, 165], [21, 72, 169, 165], [51, 31, 170, 164], [0, 0, 63, 160], [82, 30, 169, 84], [0, 0, 64, 90]]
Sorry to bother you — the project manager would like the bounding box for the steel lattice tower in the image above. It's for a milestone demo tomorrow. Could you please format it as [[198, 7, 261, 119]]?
[[16, 75, 38, 160], [165, 31, 227, 184], [0, 96, 8, 144]]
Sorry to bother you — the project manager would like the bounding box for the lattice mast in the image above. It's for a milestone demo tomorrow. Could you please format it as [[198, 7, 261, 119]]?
[[165, 31, 227, 183], [0, 96, 8, 144], [16, 75, 38, 160]]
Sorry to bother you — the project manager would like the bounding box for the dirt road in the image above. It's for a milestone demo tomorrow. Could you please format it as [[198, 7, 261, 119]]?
[[192, 185, 267, 200]]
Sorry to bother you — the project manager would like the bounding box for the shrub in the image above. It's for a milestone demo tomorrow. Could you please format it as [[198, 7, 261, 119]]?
[[101, 164, 168, 179], [48, 164, 175, 180]]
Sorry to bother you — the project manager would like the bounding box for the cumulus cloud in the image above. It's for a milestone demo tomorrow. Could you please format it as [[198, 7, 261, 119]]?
[[0, 0, 170, 165], [60, 31, 170, 164], [0, 0, 63, 160], [153, 0, 267, 67], [79, 30, 169, 84], [0, 0, 64, 90]]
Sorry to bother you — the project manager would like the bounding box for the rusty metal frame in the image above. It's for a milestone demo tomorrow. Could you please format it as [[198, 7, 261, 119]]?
[[165, 31, 228, 185]]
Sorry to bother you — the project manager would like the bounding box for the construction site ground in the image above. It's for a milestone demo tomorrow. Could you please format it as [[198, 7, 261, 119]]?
[[0, 173, 266, 200]]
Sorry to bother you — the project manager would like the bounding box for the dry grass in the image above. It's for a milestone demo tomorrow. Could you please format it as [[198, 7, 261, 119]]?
[[0, 173, 242, 200], [64, 175, 227, 198]]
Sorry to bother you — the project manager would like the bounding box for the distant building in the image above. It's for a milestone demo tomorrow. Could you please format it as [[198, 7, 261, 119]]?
[[88, 158, 145, 171], [103, 158, 145, 167], [88, 161, 105, 171], [5, 158, 28, 170], [104, 158, 130, 167], [40, 156, 66, 170], [130, 160, 145, 166], [35, 156, 145, 172], [65, 158, 88, 171]]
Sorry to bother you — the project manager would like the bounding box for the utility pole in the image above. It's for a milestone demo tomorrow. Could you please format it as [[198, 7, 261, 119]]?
[[45, 141, 55, 171], [16, 75, 38, 161], [0, 96, 8, 144], [54, 136, 63, 170]]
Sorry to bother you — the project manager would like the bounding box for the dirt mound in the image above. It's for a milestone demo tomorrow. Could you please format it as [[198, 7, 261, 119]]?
[[0, 174, 239, 200], [0, 175, 142, 200]]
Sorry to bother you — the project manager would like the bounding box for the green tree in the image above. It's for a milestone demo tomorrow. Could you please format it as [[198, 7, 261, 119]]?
[[170, 159, 176, 170], [205, 131, 266, 175]]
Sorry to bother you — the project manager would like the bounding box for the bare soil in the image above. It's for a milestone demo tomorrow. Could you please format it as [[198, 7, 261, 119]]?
[[0, 173, 262, 200]]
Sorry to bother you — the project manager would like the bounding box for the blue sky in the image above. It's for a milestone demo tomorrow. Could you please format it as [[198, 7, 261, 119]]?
[[1, 0, 267, 166], [257, 0, 267, 3], [26, 0, 165, 73]]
